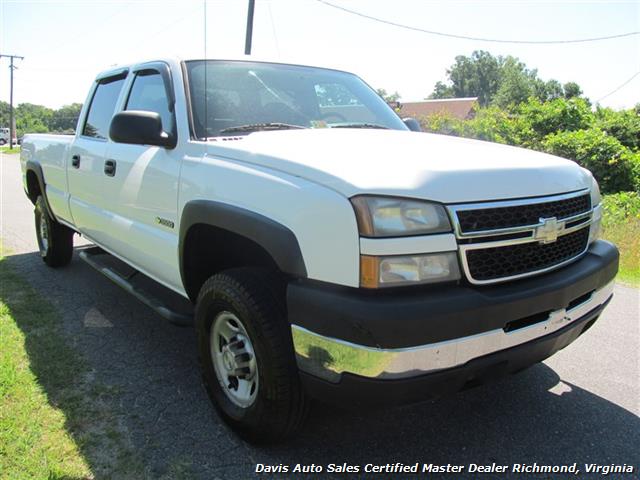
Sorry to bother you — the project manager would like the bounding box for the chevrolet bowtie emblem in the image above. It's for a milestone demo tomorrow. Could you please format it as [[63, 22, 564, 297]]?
[[535, 217, 565, 244]]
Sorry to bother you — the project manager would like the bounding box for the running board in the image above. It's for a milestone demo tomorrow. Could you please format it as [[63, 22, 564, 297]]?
[[78, 246, 193, 326]]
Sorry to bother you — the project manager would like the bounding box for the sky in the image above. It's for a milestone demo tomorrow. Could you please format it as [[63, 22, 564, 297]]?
[[1, 0, 639, 110]]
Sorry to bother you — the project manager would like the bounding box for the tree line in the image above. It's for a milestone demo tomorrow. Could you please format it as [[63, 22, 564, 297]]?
[[0, 102, 82, 137], [403, 51, 639, 195], [429, 50, 584, 107]]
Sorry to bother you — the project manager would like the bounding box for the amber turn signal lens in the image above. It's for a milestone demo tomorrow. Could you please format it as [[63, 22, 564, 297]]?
[[360, 255, 380, 288]]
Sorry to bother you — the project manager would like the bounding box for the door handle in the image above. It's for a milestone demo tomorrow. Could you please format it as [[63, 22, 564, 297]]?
[[104, 159, 117, 177], [71, 154, 80, 168]]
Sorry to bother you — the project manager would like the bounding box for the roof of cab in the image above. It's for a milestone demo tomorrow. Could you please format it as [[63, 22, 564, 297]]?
[[94, 56, 354, 82]]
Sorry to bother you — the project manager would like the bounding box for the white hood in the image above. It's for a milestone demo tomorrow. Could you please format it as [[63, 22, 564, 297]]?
[[208, 129, 591, 203]]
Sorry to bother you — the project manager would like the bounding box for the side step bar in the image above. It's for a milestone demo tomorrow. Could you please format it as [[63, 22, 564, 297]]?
[[78, 246, 193, 326]]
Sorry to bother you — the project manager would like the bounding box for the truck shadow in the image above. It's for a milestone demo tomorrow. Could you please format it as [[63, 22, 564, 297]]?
[[4, 250, 639, 479]]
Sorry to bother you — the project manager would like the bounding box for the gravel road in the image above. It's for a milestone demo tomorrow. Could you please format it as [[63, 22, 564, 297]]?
[[1, 152, 638, 479]]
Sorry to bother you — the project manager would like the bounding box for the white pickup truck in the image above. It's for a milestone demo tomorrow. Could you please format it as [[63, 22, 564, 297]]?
[[21, 58, 618, 443]]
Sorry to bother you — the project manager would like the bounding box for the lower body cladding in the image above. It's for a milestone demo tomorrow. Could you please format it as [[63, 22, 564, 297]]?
[[287, 240, 618, 406]]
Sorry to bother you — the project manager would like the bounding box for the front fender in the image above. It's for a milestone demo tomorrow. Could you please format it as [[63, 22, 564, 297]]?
[[179, 200, 307, 288]]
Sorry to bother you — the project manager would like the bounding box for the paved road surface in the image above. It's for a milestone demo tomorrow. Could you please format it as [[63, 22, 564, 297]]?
[[1, 153, 638, 479]]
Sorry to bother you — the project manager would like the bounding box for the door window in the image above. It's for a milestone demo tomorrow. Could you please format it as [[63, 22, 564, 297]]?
[[125, 71, 174, 133], [82, 76, 126, 140]]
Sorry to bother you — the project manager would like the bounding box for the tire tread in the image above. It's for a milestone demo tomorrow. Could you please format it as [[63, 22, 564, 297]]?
[[196, 268, 308, 443]]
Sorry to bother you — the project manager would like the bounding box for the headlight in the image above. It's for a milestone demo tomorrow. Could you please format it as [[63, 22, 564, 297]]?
[[351, 196, 452, 237], [360, 252, 461, 288]]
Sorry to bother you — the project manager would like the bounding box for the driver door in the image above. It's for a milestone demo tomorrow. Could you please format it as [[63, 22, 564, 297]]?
[[99, 63, 183, 292]]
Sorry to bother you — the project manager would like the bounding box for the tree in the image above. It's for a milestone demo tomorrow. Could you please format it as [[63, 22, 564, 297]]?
[[0, 101, 10, 128], [429, 81, 454, 99], [15, 103, 53, 136], [431, 50, 501, 106], [563, 82, 583, 99], [430, 51, 586, 107], [376, 88, 401, 103], [49, 103, 83, 132], [596, 106, 640, 151], [1, 102, 84, 136], [534, 79, 564, 103], [492, 57, 537, 108]]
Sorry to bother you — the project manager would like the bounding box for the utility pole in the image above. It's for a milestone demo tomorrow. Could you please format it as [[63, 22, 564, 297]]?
[[0, 54, 24, 151], [244, 0, 255, 55]]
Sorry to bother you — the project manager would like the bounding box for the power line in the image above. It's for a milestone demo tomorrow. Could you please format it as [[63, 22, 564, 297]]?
[[596, 70, 640, 103], [268, 1, 281, 59], [314, 0, 640, 45]]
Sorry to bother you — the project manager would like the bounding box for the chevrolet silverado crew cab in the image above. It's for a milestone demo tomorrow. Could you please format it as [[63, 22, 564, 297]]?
[[21, 58, 618, 443]]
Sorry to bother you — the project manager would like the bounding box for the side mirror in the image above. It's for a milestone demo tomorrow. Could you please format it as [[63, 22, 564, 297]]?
[[403, 117, 422, 132], [109, 110, 176, 148]]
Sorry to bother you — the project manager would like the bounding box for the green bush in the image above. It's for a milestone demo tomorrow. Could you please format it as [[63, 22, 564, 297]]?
[[516, 97, 594, 146], [602, 191, 640, 224], [421, 98, 596, 149], [418, 98, 640, 195], [595, 107, 640, 151], [419, 112, 466, 138], [420, 107, 529, 146], [461, 106, 528, 145], [542, 128, 637, 193]]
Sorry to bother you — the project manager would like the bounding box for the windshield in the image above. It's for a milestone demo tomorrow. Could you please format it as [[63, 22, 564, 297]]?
[[185, 60, 407, 138]]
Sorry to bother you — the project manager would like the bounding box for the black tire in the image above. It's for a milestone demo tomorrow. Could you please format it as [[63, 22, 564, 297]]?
[[196, 268, 308, 443], [35, 196, 74, 267]]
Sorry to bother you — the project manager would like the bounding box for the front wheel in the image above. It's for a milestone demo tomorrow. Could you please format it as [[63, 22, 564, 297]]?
[[35, 196, 74, 267], [196, 268, 308, 443]]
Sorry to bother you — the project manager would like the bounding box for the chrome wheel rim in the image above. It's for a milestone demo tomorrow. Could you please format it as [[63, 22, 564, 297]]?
[[210, 311, 258, 408], [39, 214, 49, 255]]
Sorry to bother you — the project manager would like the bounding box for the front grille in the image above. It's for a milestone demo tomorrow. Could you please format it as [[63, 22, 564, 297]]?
[[457, 194, 591, 233], [465, 227, 590, 282]]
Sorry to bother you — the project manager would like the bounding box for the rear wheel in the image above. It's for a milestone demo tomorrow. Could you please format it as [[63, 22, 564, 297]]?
[[196, 268, 308, 443], [35, 196, 74, 267]]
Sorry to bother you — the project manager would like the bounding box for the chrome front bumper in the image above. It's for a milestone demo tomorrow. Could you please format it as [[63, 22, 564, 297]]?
[[291, 280, 614, 383]]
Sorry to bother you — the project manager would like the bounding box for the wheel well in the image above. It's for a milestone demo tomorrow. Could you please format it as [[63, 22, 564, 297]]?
[[182, 223, 281, 301], [26, 169, 41, 204]]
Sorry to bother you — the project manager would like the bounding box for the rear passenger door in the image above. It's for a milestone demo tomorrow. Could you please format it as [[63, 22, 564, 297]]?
[[68, 71, 127, 243], [99, 63, 183, 292]]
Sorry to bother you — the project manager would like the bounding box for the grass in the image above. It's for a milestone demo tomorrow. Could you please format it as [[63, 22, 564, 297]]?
[[601, 192, 640, 287], [0, 257, 91, 479], [0, 145, 20, 154], [602, 221, 640, 286], [0, 255, 144, 479]]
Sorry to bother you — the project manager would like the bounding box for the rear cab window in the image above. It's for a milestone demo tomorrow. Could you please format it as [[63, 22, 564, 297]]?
[[82, 73, 127, 140]]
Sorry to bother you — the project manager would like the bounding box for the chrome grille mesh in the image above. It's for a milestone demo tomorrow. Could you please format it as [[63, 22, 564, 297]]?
[[465, 227, 590, 282], [457, 194, 591, 233], [449, 191, 594, 284]]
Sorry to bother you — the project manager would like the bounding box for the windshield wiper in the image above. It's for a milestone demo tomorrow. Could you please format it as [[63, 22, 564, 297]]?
[[218, 123, 307, 134], [330, 123, 389, 129]]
